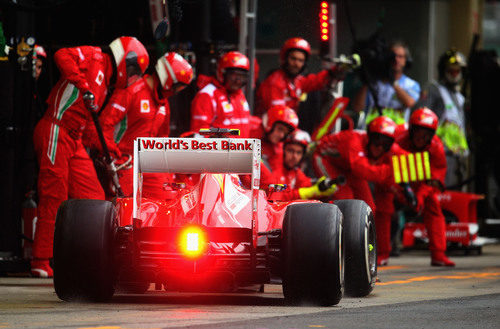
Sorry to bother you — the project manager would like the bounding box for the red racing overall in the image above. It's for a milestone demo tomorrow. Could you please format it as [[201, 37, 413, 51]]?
[[256, 68, 331, 115], [313, 130, 394, 212], [396, 131, 448, 256], [33, 46, 112, 265], [191, 76, 252, 137], [268, 165, 312, 201], [97, 75, 172, 199]]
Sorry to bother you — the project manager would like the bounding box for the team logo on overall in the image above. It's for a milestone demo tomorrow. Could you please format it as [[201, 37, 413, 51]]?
[[141, 100, 150, 113], [222, 101, 233, 113], [95, 70, 104, 86]]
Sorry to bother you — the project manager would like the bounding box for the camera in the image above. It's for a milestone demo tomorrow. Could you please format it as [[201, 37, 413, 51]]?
[[352, 33, 395, 82]]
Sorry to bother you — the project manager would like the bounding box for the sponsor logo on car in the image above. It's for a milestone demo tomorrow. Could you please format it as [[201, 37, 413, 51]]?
[[141, 138, 253, 151]]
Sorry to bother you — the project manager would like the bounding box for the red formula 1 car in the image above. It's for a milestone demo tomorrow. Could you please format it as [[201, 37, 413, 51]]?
[[53, 135, 377, 305], [402, 190, 484, 253]]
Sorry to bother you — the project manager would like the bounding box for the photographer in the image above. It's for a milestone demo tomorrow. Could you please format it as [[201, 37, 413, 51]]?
[[352, 40, 420, 128]]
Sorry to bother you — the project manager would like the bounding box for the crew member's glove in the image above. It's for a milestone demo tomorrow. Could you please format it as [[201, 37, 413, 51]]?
[[329, 53, 361, 80], [298, 176, 338, 200]]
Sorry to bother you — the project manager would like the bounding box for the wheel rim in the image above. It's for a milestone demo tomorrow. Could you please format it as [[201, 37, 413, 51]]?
[[367, 217, 377, 279], [364, 213, 377, 282]]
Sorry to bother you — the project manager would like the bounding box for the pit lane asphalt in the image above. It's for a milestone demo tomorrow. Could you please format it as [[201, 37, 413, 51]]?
[[1, 244, 500, 329]]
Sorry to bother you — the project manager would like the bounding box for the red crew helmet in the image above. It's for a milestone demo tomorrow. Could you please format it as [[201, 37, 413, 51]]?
[[368, 116, 397, 139], [285, 129, 311, 149], [410, 107, 439, 131], [109, 36, 149, 88], [216, 51, 250, 83], [262, 105, 299, 133], [279, 37, 311, 65], [155, 52, 194, 93]]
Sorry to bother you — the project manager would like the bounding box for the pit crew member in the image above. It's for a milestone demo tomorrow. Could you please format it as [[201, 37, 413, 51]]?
[[255, 37, 345, 116], [396, 107, 455, 266], [32, 36, 148, 277], [269, 130, 336, 201], [313, 116, 399, 213], [251, 104, 299, 172], [190, 51, 253, 137], [94, 52, 194, 199]]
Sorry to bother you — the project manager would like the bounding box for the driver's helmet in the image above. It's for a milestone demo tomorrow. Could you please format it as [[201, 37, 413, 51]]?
[[109, 36, 149, 88], [279, 37, 311, 66], [262, 105, 299, 133], [216, 51, 250, 83], [155, 52, 194, 94]]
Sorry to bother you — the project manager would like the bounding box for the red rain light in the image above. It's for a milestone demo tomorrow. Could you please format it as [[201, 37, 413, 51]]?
[[178, 225, 207, 258]]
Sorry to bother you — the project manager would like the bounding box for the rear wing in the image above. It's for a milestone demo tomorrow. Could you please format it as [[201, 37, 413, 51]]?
[[133, 137, 262, 219]]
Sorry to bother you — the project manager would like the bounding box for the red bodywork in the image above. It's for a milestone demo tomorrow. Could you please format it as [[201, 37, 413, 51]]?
[[402, 191, 484, 248], [113, 173, 316, 290]]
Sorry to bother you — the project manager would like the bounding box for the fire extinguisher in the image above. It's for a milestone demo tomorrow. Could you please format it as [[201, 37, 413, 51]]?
[[21, 190, 37, 260]]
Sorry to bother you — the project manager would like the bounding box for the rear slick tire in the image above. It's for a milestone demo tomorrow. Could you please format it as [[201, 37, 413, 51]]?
[[334, 199, 377, 297], [282, 203, 344, 306], [53, 199, 116, 302]]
